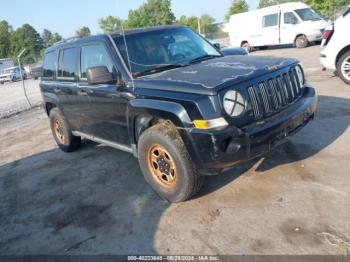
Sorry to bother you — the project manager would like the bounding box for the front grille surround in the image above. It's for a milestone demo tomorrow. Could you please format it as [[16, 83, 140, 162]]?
[[247, 66, 304, 119]]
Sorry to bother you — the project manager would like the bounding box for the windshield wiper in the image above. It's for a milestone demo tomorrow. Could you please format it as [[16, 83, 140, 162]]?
[[133, 63, 187, 77], [189, 54, 221, 64]]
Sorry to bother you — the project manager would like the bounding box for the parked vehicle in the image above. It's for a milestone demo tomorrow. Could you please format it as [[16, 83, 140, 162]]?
[[40, 26, 317, 202], [228, 2, 328, 51], [208, 39, 249, 56], [30, 62, 43, 80], [0, 58, 14, 75], [320, 6, 350, 85], [0, 66, 27, 84]]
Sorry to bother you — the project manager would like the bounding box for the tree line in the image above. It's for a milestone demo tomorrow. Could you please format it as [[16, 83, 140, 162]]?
[[0, 21, 63, 64], [0, 0, 348, 63]]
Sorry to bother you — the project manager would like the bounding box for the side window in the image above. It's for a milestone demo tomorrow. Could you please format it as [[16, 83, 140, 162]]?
[[284, 12, 298, 24], [263, 13, 279, 27], [42, 51, 56, 79], [57, 47, 77, 78], [80, 43, 115, 79]]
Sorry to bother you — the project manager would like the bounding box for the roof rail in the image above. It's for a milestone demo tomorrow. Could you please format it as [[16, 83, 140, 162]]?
[[54, 35, 83, 46]]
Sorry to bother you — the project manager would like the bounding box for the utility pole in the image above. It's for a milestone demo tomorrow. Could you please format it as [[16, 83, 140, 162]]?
[[17, 49, 32, 107], [198, 17, 201, 35]]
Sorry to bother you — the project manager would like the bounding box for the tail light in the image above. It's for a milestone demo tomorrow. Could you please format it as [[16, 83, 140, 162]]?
[[322, 29, 333, 40]]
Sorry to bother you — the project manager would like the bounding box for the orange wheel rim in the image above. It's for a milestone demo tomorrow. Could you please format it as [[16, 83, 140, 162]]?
[[147, 144, 176, 188], [54, 119, 65, 144]]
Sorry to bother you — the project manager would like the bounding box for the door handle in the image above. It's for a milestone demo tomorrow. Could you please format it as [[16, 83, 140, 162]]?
[[78, 89, 89, 96], [54, 87, 61, 93]]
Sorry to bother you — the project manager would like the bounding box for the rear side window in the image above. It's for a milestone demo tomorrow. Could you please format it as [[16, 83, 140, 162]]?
[[263, 13, 279, 27], [343, 7, 350, 17], [58, 48, 77, 78], [42, 51, 56, 79], [80, 43, 115, 79]]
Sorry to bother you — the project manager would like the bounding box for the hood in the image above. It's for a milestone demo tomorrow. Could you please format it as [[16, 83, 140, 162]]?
[[134, 55, 297, 95], [305, 19, 329, 30], [0, 73, 12, 78]]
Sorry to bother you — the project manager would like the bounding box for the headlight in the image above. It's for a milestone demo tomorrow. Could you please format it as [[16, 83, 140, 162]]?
[[295, 64, 305, 87], [223, 90, 246, 117]]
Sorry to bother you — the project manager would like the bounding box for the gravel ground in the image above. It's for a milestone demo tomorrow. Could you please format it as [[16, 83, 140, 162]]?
[[0, 45, 349, 255]]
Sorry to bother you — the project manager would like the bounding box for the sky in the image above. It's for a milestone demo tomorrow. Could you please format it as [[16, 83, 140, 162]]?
[[1, 0, 259, 38]]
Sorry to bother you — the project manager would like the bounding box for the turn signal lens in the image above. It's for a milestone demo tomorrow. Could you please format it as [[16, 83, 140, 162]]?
[[193, 117, 229, 130]]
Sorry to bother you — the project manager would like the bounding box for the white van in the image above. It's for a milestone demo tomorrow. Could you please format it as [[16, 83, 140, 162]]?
[[228, 2, 328, 51]]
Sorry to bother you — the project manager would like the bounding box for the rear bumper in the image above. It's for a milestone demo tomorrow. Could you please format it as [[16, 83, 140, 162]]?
[[186, 86, 317, 173]]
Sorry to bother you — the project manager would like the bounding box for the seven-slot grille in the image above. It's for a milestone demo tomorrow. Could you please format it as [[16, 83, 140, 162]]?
[[247, 66, 303, 119]]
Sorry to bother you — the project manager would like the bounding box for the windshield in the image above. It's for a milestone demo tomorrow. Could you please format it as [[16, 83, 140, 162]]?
[[4, 68, 16, 73], [114, 27, 221, 77], [295, 8, 322, 21]]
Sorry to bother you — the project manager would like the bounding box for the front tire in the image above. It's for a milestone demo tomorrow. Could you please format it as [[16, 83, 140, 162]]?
[[295, 35, 308, 48], [241, 42, 251, 53], [337, 50, 350, 85], [137, 122, 203, 203], [49, 108, 81, 152]]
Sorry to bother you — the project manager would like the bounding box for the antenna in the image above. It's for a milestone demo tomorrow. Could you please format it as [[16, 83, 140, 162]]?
[[117, 3, 135, 89]]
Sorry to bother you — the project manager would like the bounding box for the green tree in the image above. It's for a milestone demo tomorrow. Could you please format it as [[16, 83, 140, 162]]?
[[10, 24, 43, 64], [42, 29, 53, 47], [51, 33, 62, 44], [75, 26, 91, 37], [200, 14, 217, 36], [127, 0, 176, 28], [99, 16, 126, 33], [258, 0, 275, 8], [306, 0, 349, 19], [177, 15, 199, 32], [0, 20, 12, 58], [225, 0, 249, 20]]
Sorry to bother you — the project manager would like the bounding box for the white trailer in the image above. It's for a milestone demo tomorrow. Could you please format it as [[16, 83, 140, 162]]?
[[228, 2, 329, 51]]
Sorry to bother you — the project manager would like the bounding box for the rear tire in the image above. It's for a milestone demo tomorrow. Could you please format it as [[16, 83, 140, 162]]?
[[337, 50, 350, 85], [295, 35, 308, 48], [137, 122, 203, 203], [49, 108, 81, 152], [241, 42, 251, 53]]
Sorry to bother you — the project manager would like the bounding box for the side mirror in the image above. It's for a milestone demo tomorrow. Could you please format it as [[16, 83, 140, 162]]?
[[213, 43, 221, 50], [292, 18, 298, 24], [87, 66, 115, 85]]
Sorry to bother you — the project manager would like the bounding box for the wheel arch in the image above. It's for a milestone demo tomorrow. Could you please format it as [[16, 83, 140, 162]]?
[[128, 99, 193, 143], [128, 99, 202, 167], [335, 45, 350, 68]]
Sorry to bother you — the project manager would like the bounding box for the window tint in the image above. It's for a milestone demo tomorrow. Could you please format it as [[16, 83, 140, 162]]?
[[80, 43, 115, 79], [58, 48, 77, 78], [263, 13, 279, 27], [284, 12, 298, 24], [43, 51, 56, 78]]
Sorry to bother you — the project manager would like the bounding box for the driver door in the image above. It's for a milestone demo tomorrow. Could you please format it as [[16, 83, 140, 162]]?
[[77, 41, 130, 145], [280, 12, 300, 44]]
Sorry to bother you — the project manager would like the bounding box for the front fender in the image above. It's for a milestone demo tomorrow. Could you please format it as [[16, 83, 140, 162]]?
[[128, 98, 206, 168], [129, 99, 193, 128]]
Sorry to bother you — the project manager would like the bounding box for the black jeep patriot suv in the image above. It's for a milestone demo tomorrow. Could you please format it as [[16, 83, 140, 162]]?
[[40, 25, 317, 202]]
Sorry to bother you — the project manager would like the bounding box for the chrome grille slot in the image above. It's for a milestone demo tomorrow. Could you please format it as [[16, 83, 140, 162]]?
[[247, 66, 304, 119], [258, 82, 271, 113], [247, 86, 261, 118]]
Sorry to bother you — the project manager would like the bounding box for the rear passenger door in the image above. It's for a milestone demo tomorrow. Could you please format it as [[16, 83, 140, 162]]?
[[77, 41, 130, 145], [55, 46, 86, 130]]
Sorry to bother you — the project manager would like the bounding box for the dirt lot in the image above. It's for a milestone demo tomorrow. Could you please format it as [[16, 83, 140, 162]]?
[[0, 45, 350, 255]]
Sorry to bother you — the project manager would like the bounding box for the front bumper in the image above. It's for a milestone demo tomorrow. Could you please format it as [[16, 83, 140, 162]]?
[[186, 86, 317, 172]]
